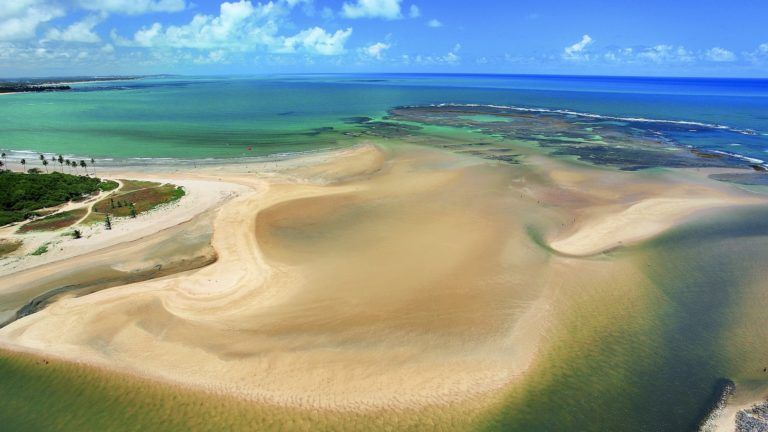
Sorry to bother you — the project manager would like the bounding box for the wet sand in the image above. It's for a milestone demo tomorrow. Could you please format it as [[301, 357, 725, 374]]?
[[0, 141, 766, 415]]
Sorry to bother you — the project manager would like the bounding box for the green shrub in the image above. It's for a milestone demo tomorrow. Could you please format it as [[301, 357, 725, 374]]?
[[0, 171, 106, 226], [29, 244, 49, 256]]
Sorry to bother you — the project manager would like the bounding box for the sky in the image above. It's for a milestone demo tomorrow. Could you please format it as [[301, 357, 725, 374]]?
[[0, 0, 767, 78]]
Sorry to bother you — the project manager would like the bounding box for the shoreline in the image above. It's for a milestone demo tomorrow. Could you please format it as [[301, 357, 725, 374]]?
[[0, 140, 767, 415], [0, 143, 548, 410]]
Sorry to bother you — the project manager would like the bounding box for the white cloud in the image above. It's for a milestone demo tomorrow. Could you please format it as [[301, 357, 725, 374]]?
[[705, 47, 736, 62], [427, 19, 442, 28], [0, 0, 43, 19], [411, 43, 460, 65], [194, 49, 227, 64], [78, 0, 188, 15], [127, 2, 272, 50], [743, 43, 768, 64], [113, 0, 352, 57], [0, 1, 65, 41], [361, 41, 390, 59], [45, 15, 103, 43], [341, 0, 402, 20], [636, 44, 694, 63], [563, 34, 592, 60], [408, 5, 420, 18], [280, 27, 352, 55]]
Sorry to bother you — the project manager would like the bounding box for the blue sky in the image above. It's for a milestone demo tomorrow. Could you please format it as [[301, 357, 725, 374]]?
[[1, 0, 767, 77]]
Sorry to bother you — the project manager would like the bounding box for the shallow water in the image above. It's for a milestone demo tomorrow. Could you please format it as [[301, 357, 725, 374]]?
[[1, 75, 768, 430], [483, 207, 768, 431], [1, 75, 767, 162], [2, 198, 767, 431]]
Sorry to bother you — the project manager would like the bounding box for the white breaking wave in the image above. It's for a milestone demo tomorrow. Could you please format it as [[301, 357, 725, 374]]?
[[416, 103, 760, 136], [711, 150, 765, 165]]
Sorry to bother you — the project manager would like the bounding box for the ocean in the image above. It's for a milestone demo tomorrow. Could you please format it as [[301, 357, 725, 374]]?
[[2, 74, 768, 431], [1, 74, 767, 164]]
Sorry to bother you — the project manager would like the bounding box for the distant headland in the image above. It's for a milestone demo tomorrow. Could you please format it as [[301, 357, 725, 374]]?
[[0, 75, 174, 94]]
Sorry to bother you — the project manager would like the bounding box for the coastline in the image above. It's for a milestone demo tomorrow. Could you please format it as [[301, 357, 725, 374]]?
[[0, 137, 766, 420]]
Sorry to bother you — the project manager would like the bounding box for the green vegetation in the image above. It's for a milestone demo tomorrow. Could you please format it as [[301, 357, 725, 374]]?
[[99, 180, 119, 191], [0, 239, 22, 257], [92, 183, 185, 218], [17, 208, 88, 233], [0, 171, 115, 227], [29, 243, 49, 256], [117, 179, 162, 192]]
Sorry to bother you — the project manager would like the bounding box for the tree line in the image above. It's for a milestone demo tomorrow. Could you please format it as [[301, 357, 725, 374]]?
[[0, 152, 97, 176]]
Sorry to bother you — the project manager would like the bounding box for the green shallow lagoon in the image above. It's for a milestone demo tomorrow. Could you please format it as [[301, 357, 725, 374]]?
[[2, 207, 767, 431], [484, 206, 768, 431]]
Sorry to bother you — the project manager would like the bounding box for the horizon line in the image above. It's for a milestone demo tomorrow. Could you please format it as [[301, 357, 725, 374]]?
[[3, 72, 768, 81]]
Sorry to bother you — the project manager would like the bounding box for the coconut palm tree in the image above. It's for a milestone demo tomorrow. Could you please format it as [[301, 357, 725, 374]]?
[[0, 160, 4, 171], [79, 160, 87, 175], [42, 159, 49, 173], [57, 154, 64, 172], [20, 158, 26, 172], [1, 152, 6, 167], [90, 157, 96, 175]]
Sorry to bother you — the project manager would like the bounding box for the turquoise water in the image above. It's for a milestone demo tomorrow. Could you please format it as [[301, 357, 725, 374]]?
[[1, 74, 767, 163], [2, 74, 768, 431]]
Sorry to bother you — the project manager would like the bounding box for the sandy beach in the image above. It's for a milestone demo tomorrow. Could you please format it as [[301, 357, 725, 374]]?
[[0, 141, 766, 415]]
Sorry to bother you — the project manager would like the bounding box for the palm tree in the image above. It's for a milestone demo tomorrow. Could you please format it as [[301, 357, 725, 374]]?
[[57, 154, 64, 172], [79, 160, 87, 175], [42, 159, 49, 173], [90, 157, 96, 175], [65, 159, 71, 173], [1, 152, 6, 168], [20, 158, 26, 172], [0, 160, 4, 171]]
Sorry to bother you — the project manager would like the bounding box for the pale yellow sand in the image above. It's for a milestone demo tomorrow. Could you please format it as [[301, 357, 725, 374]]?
[[702, 384, 768, 432], [550, 196, 760, 256], [0, 144, 556, 410], [0, 142, 764, 412]]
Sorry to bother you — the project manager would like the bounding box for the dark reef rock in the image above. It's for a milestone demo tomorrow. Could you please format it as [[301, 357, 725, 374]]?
[[342, 116, 373, 124], [0, 84, 71, 94], [384, 105, 759, 171], [710, 172, 768, 186], [736, 402, 768, 432]]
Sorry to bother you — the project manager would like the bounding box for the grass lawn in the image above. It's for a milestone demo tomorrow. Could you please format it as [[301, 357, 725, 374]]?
[[117, 179, 162, 193], [17, 208, 89, 233], [88, 182, 185, 221]]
